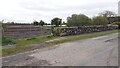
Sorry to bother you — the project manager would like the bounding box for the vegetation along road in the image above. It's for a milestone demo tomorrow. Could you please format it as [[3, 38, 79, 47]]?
[[1, 30, 119, 66]]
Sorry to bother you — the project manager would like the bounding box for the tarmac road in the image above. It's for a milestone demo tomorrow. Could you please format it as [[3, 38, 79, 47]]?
[[2, 33, 119, 66]]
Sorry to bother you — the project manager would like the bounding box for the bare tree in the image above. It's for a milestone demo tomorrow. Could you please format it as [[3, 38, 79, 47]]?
[[99, 11, 116, 17]]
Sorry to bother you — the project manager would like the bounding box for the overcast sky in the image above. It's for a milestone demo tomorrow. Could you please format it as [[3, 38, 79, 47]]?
[[0, 0, 119, 23]]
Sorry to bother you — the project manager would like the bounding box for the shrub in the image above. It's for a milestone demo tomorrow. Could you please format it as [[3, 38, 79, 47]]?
[[112, 22, 120, 29], [2, 37, 15, 46], [46, 35, 54, 38], [112, 22, 120, 25], [53, 27, 62, 36]]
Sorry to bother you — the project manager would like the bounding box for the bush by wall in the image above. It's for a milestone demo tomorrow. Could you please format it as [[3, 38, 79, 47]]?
[[112, 22, 120, 29]]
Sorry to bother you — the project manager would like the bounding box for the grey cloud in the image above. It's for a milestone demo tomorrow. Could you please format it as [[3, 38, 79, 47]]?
[[19, 0, 117, 12], [1, 0, 118, 23]]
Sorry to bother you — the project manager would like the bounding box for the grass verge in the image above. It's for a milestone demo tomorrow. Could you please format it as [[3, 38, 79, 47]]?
[[2, 35, 58, 55], [2, 30, 120, 55], [12, 35, 57, 45], [2, 45, 33, 55], [45, 30, 120, 46]]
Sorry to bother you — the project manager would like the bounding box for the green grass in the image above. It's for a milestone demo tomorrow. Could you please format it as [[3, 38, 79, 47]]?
[[2, 37, 15, 46], [13, 35, 57, 45], [2, 35, 57, 46], [45, 30, 120, 46], [2, 30, 120, 55], [0, 38, 1, 46], [0, 50, 2, 54], [2, 35, 58, 55], [2, 45, 33, 55]]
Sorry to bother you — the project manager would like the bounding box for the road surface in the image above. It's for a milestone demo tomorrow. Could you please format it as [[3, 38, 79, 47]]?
[[2, 33, 119, 66]]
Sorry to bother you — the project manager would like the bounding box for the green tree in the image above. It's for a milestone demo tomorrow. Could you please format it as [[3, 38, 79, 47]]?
[[62, 21, 66, 25], [39, 20, 45, 26], [92, 16, 109, 25], [67, 14, 91, 27], [51, 17, 62, 27], [33, 20, 39, 25], [44, 23, 47, 25]]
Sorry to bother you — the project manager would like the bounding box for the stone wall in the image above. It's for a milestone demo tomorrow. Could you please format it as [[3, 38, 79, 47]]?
[[53, 25, 118, 36], [3, 25, 118, 39], [3, 25, 52, 39]]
